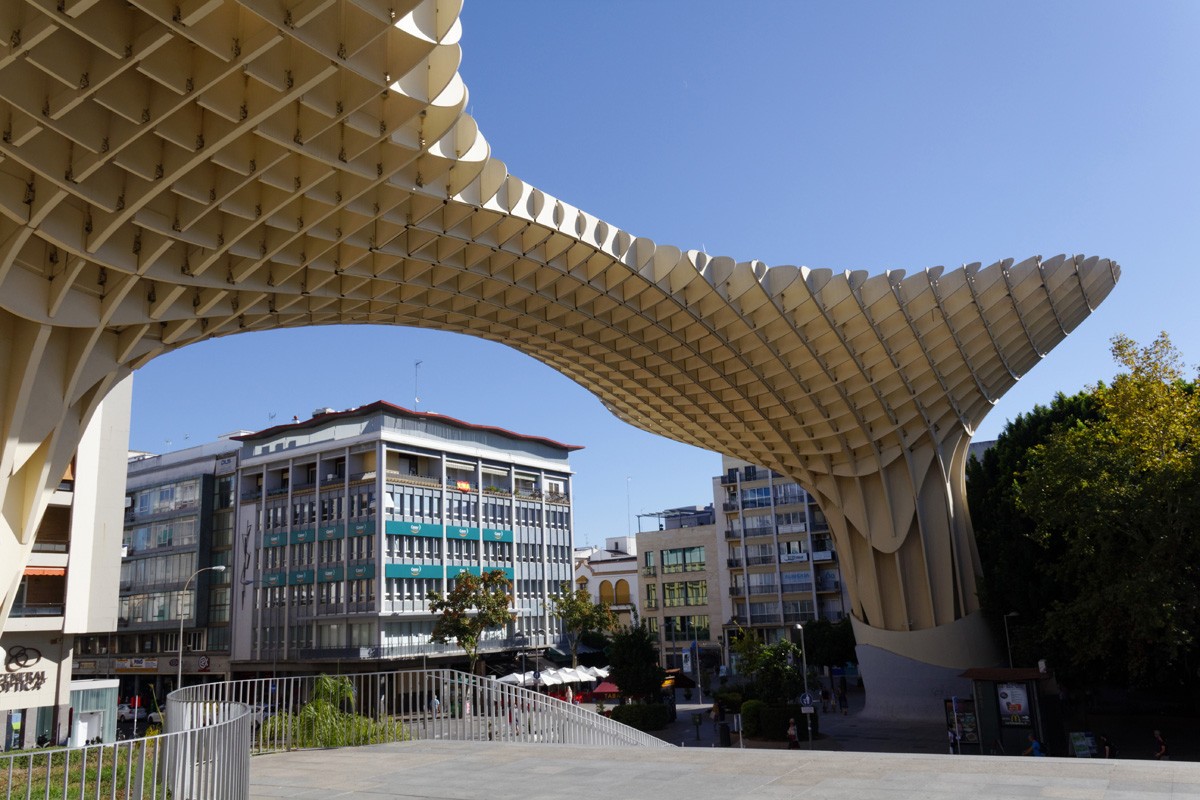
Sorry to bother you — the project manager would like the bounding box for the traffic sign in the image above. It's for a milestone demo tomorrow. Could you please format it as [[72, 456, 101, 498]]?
[[799, 692, 814, 705], [801, 706, 815, 715]]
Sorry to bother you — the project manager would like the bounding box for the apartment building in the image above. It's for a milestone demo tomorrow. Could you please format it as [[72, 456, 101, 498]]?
[[718, 456, 848, 645], [73, 434, 243, 702], [230, 402, 578, 673], [636, 506, 723, 673], [2, 379, 131, 749]]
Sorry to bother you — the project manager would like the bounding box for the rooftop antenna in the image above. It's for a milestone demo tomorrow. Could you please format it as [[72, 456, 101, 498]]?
[[414, 360, 423, 409], [626, 476, 632, 538]]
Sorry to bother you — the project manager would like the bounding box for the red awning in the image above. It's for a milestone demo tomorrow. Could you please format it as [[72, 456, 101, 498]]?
[[592, 681, 620, 695], [24, 566, 66, 576]]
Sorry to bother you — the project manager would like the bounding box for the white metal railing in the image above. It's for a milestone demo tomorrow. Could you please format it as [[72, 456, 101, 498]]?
[[0, 668, 664, 800], [0, 695, 250, 800], [177, 668, 672, 754]]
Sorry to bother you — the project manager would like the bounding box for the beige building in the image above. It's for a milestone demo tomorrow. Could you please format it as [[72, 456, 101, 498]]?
[[636, 509, 723, 675], [2, 379, 131, 749]]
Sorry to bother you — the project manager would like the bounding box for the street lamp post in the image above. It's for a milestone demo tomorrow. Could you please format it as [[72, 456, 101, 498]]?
[[795, 623, 812, 749], [1003, 611, 1019, 668], [178, 565, 226, 689], [517, 629, 545, 688]]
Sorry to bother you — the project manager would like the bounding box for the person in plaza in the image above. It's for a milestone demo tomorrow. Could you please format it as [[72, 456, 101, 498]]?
[[820, 687, 831, 713], [1022, 733, 1046, 757], [786, 718, 799, 749], [836, 687, 849, 715], [429, 694, 441, 716], [1153, 730, 1169, 760], [1098, 734, 1117, 758], [947, 726, 960, 755]]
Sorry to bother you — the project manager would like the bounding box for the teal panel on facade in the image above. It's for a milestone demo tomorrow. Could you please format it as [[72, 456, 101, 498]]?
[[317, 566, 344, 583], [349, 564, 375, 580], [349, 520, 375, 537], [481, 528, 513, 543], [291, 528, 315, 544], [318, 526, 344, 541], [288, 569, 315, 585], [385, 563, 444, 579], [446, 525, 480, 541], [386, 520, 442, 538], [263, 572, 285, 587], [262, 532, 286, 548], [447, 565, 514, 580]]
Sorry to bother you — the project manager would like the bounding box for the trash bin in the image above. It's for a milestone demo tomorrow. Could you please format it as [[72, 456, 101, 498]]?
[[718, 721, 731, 747]]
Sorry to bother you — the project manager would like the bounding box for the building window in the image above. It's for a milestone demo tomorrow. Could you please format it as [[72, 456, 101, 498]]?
[[598, 580, 614, 604], [614, 579, 630, 605]]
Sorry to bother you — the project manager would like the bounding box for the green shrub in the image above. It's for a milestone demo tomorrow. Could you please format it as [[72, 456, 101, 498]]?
[[713, 690, 744, 713], [609, 702, 672, 731], [740, 699, 767, 737]]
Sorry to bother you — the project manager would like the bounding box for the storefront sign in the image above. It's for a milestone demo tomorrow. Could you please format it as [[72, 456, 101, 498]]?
[[1, 637, 61, 709]]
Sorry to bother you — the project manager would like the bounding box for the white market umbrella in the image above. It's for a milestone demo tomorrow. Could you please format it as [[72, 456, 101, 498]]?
[[537, 669, 564, 686]]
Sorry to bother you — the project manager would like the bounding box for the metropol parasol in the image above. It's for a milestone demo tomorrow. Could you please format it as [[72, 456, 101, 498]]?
[[0, 0, 1118, 711]]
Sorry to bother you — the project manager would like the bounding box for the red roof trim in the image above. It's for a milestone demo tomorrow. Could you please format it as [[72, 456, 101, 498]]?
[[232, 400, 583, 452]]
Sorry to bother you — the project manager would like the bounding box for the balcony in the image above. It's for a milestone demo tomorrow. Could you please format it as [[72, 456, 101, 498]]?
[[728, 586, 744, 597], [748, 584, 779, 595], [384, 470, 441, 489], [750, 613, 781, 624], [743, 527, 775, 539], [640, 566, 657, 577], [726, 558, 743, 568], [643, 598, 658, 610], [11, 601, 65, 618], [816, 581, 841, 593], [721, 502, 739, 512], [745, 555, 775, 566], [781, 583, 814, 594], [724, 529, 741, 540]]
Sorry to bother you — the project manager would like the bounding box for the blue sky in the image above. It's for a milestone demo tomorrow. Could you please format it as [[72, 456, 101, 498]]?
[[130, 2, 1200, 544]]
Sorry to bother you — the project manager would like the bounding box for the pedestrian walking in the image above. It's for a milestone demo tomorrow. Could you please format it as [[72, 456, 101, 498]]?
[[1022, 733, 1046, 757], [1154, 730, 1169, 760], [787, 718, 799, 749], [836, 687, 848, 715], [1098, 734, 1117, 758]]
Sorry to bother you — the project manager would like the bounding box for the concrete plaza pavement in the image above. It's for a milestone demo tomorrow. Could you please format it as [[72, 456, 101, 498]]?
[[249, 739, 1200, 799], [250, 688, 1200, 799]]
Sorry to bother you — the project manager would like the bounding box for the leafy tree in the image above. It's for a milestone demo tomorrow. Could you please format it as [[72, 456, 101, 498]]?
[[728, 628, 806, 706], [427, 569, 516, 674], [549, 582, 617, 667], [802, 618, 857, 674], [1018, 333, 1200, 687], [606, 619, 666, 701], [966, 390, 1097, 667]]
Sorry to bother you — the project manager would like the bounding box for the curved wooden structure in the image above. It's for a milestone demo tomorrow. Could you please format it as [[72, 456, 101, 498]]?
[[0, 0, 1118, 690]]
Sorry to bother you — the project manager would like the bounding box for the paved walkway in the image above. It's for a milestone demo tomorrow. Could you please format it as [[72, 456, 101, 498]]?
[[249, 740, 1200, 799], [660, 687, 949, 754]]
